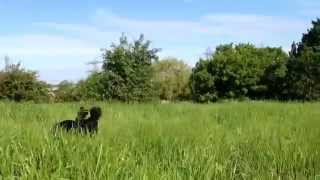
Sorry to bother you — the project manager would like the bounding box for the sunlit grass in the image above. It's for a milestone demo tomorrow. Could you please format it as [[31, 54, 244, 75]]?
[[0, 101, 319, 179]]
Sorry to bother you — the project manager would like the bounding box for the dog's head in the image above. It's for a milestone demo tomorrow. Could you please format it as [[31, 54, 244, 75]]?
[[90, 106, 102, 121]]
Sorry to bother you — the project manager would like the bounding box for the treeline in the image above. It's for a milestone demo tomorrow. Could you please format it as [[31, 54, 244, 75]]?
[[1, 19, 319, 103]]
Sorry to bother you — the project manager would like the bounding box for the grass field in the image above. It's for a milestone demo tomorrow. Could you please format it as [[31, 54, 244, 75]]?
[[0, 101, 319, 179]]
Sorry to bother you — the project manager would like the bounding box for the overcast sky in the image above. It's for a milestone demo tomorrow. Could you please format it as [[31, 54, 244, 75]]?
[[0, 0, 319, 84]]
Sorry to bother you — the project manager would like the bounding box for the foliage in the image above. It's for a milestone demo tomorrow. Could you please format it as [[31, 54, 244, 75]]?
[[53, 81, 81, 102], [79, 72, 106, 100], [190, 44, 288, 102], [190, 59, 217, 102], [100, 34, 160, 102], [53, 72, 106, 102], [285, 49, 320, 100], [285, 19, 320, 100], [0, 61, 50, 102], [302, 19, 320, 48], [257, 48, 289, 99], [152, 58, 191, 101]]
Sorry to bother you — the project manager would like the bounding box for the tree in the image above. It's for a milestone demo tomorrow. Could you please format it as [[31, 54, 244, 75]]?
[[101, 34, 160, 102], [257, 48, 289, 99], [285, 19, 320, 100], [76, 72, 106, 101], [152, 58, 191, 101], [190, 59, 217, 102], [53, 72, 107, 102], [0, 59, 50, 102], [190, 44, 288, 102], [53, 80, 81, 102], [302, 19, 320, 48]]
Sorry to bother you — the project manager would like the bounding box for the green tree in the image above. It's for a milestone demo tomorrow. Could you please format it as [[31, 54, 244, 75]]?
[[190, 59, 217, 102], [285, 19, 320, 100], [302, 19, 320, 47], [0, 59, 50, 102], [191, 44, 288, 102], [101, 34, 160, 102], [54, 72, 106, 102], [53, 80, 80, 102], [77, 72, 106, 101], [152, 58, 191, 101], [257, 48, 289, 99]]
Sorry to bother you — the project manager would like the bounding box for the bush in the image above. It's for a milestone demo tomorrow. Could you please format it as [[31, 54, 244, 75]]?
[[0, 61, 50, 102]]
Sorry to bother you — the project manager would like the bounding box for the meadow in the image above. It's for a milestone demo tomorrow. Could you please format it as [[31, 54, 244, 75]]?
[[0, 101, 319, 179]]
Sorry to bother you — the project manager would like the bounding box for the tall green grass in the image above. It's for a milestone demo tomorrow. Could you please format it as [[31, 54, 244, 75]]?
[[0, 101, 319, 179]]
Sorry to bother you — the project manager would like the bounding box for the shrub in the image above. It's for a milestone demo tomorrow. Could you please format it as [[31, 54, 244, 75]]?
[[0, 61, 50, 102]]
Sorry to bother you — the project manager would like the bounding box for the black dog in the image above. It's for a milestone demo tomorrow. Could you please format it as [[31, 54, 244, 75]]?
[[53, 106, 102, 135]]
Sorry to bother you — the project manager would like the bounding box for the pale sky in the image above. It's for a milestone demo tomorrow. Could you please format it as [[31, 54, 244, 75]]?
[[0, 0, 319, 84]]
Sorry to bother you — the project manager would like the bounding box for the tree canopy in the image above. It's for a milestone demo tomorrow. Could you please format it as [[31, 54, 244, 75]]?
[[100, 34, 160, 102], [191, 44, 288, 102], [152, 58, 191, 101], [285, 19, 320, 100]]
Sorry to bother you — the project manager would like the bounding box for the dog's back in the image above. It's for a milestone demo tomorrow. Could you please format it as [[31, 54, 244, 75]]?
[[53, 120, 80, 133]]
